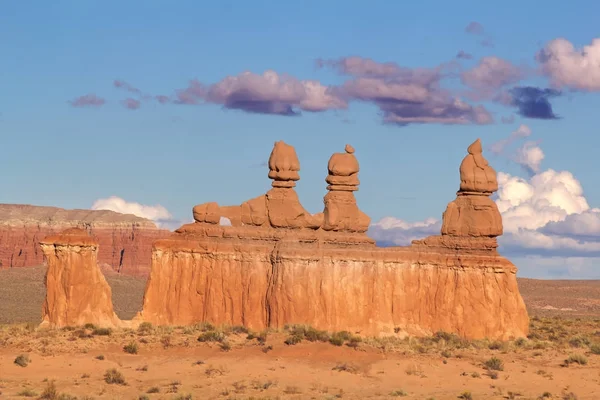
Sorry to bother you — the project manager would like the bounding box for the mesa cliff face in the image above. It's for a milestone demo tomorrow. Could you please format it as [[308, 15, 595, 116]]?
[[135, 140, 529, 340], [0, 204, 171, 276]]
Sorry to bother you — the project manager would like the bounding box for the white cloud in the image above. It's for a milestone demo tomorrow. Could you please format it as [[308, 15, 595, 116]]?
[[538, 37, 600, 91], [368, 126, 600, 278], [91, 196, 172, 224], [514, 141, 544, 174]]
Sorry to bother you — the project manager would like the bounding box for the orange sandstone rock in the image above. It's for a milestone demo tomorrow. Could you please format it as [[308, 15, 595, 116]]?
[[136, 139, 529, 340], [39, 228, 121, 328], [440, 138, 503, 237], [322, 144, 370, 232]]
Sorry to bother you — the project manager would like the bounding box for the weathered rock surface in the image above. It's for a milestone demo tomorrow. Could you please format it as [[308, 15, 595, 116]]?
[[0, 204, 171, 276], [136, 139, 529, 340], [39, 228, 122, 328]]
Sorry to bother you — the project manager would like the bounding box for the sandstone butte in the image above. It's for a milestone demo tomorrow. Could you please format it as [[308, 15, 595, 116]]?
[[0, 204, 170, 276], [124, 139, 530, 340]]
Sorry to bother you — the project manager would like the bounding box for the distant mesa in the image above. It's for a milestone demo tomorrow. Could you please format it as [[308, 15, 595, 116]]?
[[0, 204, 170, 275]]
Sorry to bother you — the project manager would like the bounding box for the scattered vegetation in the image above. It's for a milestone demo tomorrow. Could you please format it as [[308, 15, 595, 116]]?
[[16, 388, 37, 397], [91, 327, 111, 336], [565, 353, 588, 366], [390, 389, 408, 397], [458, 391, 473, 400], [123, 341, 139, 354], [331, 362, 360, 374], [104, 368, 126, 385], [483, 356, 504, 371]]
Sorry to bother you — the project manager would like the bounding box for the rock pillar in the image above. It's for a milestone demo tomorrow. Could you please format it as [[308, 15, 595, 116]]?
[[322, 144, 370, 232], [441, 138, 503, 237], [39, 228, 121, 328]]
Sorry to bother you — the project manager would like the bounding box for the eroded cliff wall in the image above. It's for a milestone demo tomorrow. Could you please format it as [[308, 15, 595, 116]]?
[[136, 225, 529, 340], [0, 204, 171, 276]]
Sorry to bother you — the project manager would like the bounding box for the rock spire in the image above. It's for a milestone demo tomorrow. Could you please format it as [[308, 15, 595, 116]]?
[[322, 144, 370, 232], [440, 139, 503, 237]]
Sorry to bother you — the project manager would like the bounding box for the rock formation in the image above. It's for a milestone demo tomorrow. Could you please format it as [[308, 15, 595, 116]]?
[[0, 204, 171, 276], [322, 144, 370, 232], [135, 139, 529, 340], [191, 140, 323, 229], [440, 138, 503, 237], [39, 228, 122, 328]]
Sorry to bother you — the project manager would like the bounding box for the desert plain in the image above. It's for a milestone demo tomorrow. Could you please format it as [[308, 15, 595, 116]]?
[[0, 266, 599, 400]]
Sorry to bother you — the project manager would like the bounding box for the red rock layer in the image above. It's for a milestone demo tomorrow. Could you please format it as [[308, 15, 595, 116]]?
[[0, 204, 171, 276], [136, 224, 529, 340]]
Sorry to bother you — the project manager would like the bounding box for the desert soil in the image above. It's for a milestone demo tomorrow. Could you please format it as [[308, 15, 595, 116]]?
[[1, 266, 599, 400]]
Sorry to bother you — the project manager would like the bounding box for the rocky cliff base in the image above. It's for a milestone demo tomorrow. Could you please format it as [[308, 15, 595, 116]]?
[[136, 223, 529, 340]]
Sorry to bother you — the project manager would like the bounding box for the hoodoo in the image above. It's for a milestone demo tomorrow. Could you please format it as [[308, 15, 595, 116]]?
[[39, 228, 122, 328], [132, 139, 529, 340]]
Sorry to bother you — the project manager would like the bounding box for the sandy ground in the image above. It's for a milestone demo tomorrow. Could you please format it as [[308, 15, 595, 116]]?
[[1, 266, 599, 399]]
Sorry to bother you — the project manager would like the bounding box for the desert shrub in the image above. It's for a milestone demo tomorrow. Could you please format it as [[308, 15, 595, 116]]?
[[104, 368, 126, 385], [283, 386, 302, 394], [160, 335, 171, 348], [332, 362, 359, 374], [83, 323, 96, 330], [39, 381, 57, 399], [566, 353, 588, 365], [539, 392, 552, 398], [488, 341, 503, 350], [514, 337, 527, 347], [123, 341, 139, 354], [569, 335, 591, 348], [197, 330, 225, 343], [284, 333, 303, 346], [304, 327, 329, 342], [590, 344, 600, 355], [147, 387, 160, 393], [347, 335, 362, 348], [441, 349, 452, 358], [173, 395, 192, 400], [262, 345, 273, 353], [230, 325, 249, 334], [95, 354, 105, 360], [257, 330, 268, 344], [92, 327, 111, 336], [205, 365, 227, 377], [484, 356, 504, 371], [14, 354, 30, 367], [390, 389, 408, 397], [329, 335, 344, 346], [17, 388, 37, 397], [220, 341, 231, 352], [137, 322, 153, 335], [458, 391, 473, 400]]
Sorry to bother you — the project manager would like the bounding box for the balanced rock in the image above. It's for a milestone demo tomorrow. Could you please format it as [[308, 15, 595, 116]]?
[[322, 144, 370, 232], [265, 141, 322, 229], [459, 138, 499, 194], [441, 138, 503, 237], [39, 228, 121, 328]]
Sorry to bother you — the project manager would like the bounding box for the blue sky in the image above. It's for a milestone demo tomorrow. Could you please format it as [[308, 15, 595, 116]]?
[[2, 1, 600, 278]]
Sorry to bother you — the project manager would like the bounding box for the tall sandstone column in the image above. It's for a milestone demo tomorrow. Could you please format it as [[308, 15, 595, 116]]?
[[39, 228, 121, 328]]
